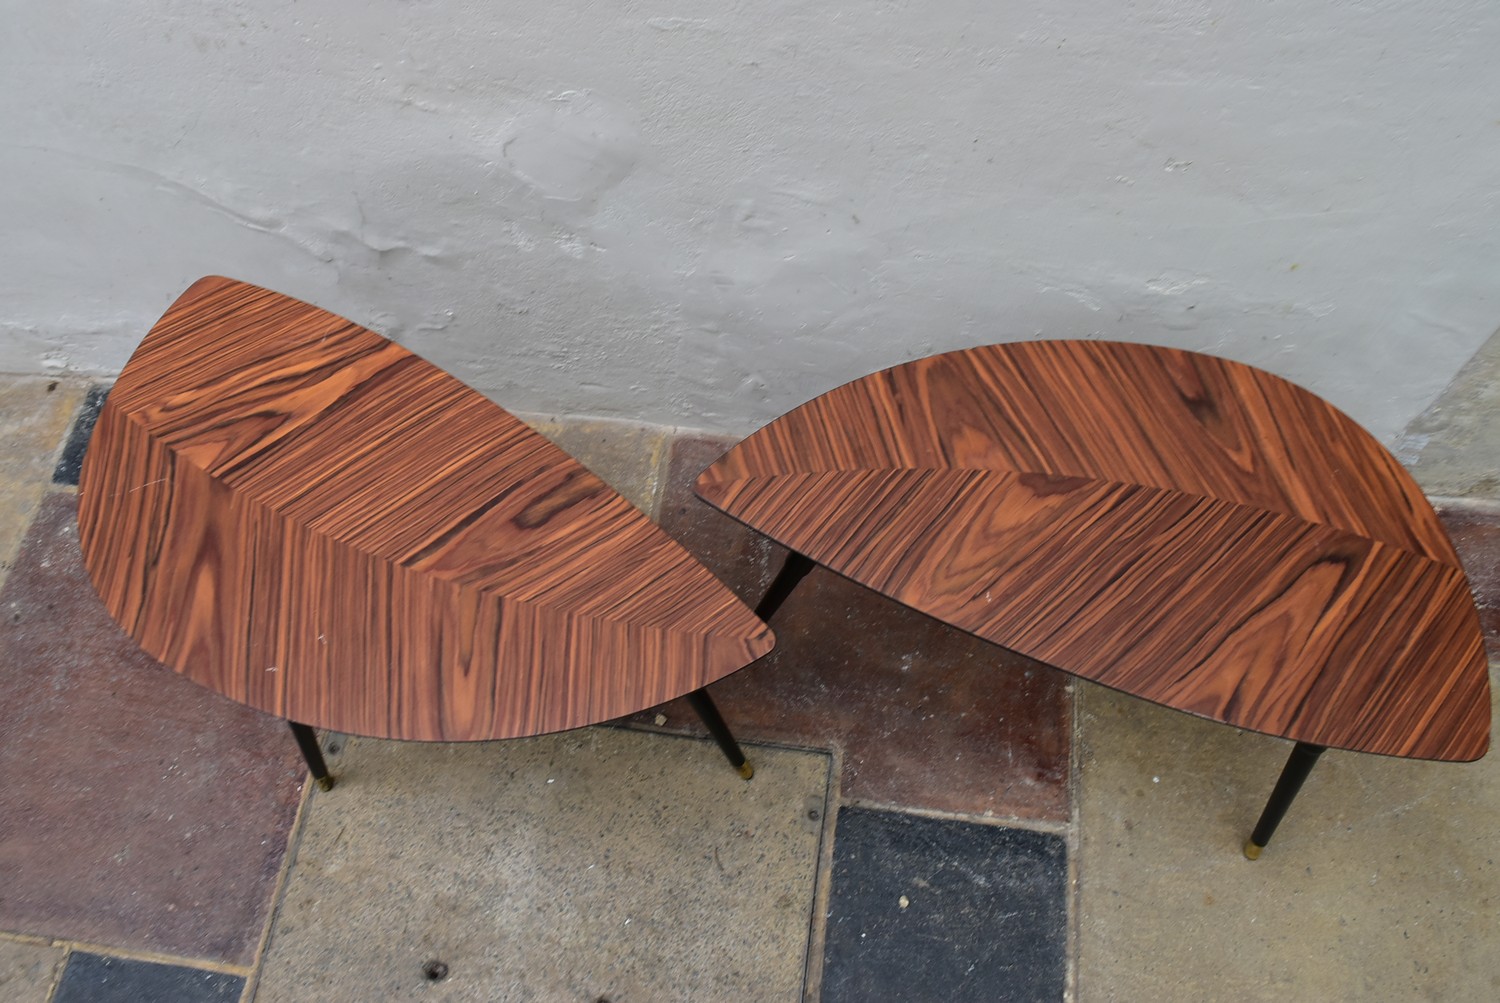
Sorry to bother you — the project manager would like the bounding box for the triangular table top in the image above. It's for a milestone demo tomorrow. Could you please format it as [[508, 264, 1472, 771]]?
[[79, 276, 773, 741], [696, 340, 1489, 761]]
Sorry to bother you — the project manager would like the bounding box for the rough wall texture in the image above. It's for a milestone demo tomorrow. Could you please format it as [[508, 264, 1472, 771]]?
[[3, 2, 1498, 439]]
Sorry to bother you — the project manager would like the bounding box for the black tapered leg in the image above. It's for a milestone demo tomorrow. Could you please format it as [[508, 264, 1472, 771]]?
[[687, 688, 754, 780], [289, 720, 336, 792], [1244, 742, 1324, 859], [755, 550, 816, 622], [681, 551, 818, 780]]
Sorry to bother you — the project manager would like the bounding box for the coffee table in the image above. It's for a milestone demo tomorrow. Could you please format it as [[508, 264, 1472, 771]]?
[[695, 340, 1490, 856], [77, 276, 773, 786]]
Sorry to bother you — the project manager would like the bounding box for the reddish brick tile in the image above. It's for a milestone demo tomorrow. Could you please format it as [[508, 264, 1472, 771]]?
[[653, 436, 789, 602], [0, 495, 305, 965], [641, 436, 1071, 822], [1437, 502, 1500, 655]]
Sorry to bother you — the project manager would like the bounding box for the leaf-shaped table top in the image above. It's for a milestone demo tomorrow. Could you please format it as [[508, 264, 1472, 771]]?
[[78, 277, 772, 741], [696, 340, 1489, 762]]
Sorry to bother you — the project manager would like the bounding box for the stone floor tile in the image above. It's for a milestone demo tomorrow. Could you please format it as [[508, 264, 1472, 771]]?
[[1437, 502, 1500, 650], [642, 435, 1072, 822], [1398, 324, 1500, 500], [255, 728, 830, 1002], [654, 435, 789, 602], [517, 412, 670, 515], [50, 384, 108, 486], [821, 808, 1067, 1002], [0, 376, 85, 587], [0, 939, 67, 1003], [0, 495, 306, 966], [1074, 677, 1500, 1001], [51, 953, 242, 1003]]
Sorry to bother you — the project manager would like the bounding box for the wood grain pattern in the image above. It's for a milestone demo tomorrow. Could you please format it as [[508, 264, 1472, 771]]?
[[78, 276, 773, 741], [696, 341, 1490, 761]]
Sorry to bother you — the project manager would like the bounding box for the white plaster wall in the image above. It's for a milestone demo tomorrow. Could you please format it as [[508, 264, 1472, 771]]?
[[3, 1, 1497, 441]]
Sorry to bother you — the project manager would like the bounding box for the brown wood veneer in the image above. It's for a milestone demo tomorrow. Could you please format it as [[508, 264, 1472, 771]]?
[[696, 340, 1490, 762], [78, 276, 773, 741]]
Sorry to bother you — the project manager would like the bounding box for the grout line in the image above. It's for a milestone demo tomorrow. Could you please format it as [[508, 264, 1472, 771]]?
[[1431, 494, 1500, 515], [837, 798, 1072, 836], [22, 938, 252, 978], [43, 944, 70, 1003], [1065, 680, 1084, 1003], [621, 718, 836, 761], [644, 424, 671, 521], [800, 742, 843, 1003], [239, 764, 320, 1003]]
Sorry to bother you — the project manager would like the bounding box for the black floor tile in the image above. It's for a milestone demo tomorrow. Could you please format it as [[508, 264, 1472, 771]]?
[[52, 384, 109, 485], [822, 808, 1068, 1002], [51, 953, 243, 1003]]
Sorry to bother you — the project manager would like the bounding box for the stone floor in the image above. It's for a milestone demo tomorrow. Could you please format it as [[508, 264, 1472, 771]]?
[[1, 375, 1497, 1001]]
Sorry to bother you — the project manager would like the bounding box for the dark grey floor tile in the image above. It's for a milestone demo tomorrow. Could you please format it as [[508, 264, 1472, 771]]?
[[51, 385, 109, 486], [822, 808, 1067, 1003], [51, 954, 242, 1003]]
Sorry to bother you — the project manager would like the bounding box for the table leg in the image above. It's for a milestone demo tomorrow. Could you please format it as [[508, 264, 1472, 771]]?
[[1244, 741, 1324, 859], [756, 550, 816, 621], [288, 720, 336, 791], [686, 689, 755, 779], [679, 551, 817, 781]]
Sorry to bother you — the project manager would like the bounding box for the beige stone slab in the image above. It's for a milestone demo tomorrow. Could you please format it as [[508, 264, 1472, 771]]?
[[0, 377, 85, 589], [1397, 324, 1500, 501], [1074, 676, 1499, 1001], [0, 939, 66, 1003], [517, 413, 670, 516], [256, 728, 829, 1003]]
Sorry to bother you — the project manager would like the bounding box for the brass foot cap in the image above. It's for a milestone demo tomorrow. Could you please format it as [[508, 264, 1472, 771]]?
[[1243, 840, 1263, 861], [738, 762, 755, 781], [316, 776, 336, 792]]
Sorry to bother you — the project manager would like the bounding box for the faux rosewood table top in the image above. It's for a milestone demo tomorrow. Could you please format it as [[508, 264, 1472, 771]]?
[[696, 340, 1490, 762], [78, 277, 773, 742]]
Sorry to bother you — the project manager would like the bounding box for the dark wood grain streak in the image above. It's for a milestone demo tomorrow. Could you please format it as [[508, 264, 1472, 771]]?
[[78, 276, 773, 741], [696, 342, 1489, 762]]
